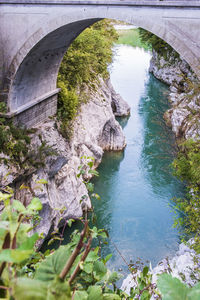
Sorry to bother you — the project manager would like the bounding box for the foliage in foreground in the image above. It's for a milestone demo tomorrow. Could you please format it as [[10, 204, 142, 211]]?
[[0, 185, 200, 299], [57, 20, 118, 138]]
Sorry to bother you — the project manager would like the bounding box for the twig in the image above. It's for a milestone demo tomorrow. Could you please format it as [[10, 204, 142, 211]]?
[[0, 285, 8, 290], [68, 235, 92, 285], [59, 221, 88, 280], [71, 288, 76, 300]]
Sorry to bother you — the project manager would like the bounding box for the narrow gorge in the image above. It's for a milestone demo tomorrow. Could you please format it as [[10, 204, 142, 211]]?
[[0, 20, 200, 299]]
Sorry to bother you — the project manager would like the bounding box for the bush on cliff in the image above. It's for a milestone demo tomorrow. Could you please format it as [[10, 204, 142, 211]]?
[[172, 139, 200, 253], [138, 28, 179, 59], [57, 20, 118, 138]]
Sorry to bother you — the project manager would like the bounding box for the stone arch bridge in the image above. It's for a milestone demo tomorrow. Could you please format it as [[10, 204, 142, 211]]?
[[0, 0, 200, 127]]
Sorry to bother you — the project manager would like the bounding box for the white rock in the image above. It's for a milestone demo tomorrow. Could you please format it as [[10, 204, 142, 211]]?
[[4, 77, 130, 239]]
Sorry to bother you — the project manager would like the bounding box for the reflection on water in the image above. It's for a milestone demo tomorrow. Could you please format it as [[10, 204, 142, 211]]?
[[92, 45, 185, 275]]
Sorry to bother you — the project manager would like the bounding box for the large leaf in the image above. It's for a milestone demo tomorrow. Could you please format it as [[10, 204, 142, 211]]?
[[47, 278, 71, 300], [13, 277, 71, 300], [157, 274, 189, 300], [93, 260, 107, 281], [13, 278, 48, 300], [0, 249, 33, 263], [87, 286, 103, 300], [74, 291, 88, 300], [103, 294, 121, 300], [12, 200, 26, 212], [188, 282, 200, 300], [19, 233, 39, 250], [35, 245, 72, 281]]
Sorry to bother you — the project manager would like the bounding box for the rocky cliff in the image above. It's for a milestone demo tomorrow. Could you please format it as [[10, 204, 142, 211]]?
[[149, 49, 200, 140], [0, 77, 130, 240]]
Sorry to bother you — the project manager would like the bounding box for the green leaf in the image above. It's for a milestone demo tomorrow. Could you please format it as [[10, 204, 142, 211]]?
[[0, 192, 12, 202], [83, 262, 93, 274], [13, 277, 71, 300], [87, 161, 94, 169], [107, 271, 121, 284], [85, 247, 99, 262], [0, 249, 33, 263], [93, 260, 107, 281], [67, 219, 74, 228], [87, 286, 103, 300], [47, 278, 71, 300], [19, 233, 39, 250], [141, 289, 151, 300], [13, 278, 48, 300], [36, 179, 48, 184], [91, 227, 98, 239], [103, 253, 112, 264], [91, 193, 101, 200], [35, 245, 72, 281], [12, 200, 26, 212], [86, 182, 94, 192], [74, 291, 88, 300], [27, 198, 42, 211], [157, 274, 189, 300], [188, 283, 200, 300], [103, 294, 121, 300], [88, 169, 99, 177], [142, 266, 149, 277]]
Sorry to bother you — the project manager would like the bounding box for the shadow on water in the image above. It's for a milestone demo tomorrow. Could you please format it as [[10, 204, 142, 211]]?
[[140, 74, 183, 192]]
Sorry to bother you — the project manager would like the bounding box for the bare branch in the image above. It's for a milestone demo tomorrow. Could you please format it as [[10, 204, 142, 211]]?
[[59, 221, 88, 280]]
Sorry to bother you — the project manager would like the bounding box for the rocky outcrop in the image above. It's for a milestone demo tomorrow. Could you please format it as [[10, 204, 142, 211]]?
[[150, 49, 200, 140], [121, 239, 200, 298], [0, 77, 130, 239]]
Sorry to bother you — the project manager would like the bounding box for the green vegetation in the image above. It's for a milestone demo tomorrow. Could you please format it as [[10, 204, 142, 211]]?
[[172, 139, 200, 252], [116, 28, 150, 50], [138, 28, 179, 59], [1, 20, 200, 299], [0, 163, 199, 299], [115, 27, 180, 61], [57, 20, 118, 138], [0, 111, 53, 171]]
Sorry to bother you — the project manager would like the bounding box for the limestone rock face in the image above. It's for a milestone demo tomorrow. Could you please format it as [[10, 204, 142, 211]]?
[[2, 77, 130, 240], [149, 49, 195, 86], [107, 79, 131, 117], [121, 240, 200, 297], [150, 49, 200, 140]]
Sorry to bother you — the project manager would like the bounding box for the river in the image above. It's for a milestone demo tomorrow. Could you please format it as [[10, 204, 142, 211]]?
[[91, 45, 185, 274]]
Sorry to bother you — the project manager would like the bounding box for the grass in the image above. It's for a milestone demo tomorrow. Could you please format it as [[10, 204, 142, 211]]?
[[116, 28, 151, 51]]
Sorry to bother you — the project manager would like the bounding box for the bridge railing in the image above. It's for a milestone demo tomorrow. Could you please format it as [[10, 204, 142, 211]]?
[[1, 0, 200, 7]]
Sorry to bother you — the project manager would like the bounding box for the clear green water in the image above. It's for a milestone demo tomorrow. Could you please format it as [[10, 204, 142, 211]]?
[[91, 45, 185, 273]]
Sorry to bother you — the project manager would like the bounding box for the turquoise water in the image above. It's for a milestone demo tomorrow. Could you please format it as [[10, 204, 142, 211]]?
[[91, 45, 185, 273]]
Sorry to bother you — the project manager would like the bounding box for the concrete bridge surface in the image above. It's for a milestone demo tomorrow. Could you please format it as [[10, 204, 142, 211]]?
[[0, 0, 200, 127]]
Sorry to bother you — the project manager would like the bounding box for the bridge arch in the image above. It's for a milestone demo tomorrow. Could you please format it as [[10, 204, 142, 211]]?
[[1, 3, 200, 126]]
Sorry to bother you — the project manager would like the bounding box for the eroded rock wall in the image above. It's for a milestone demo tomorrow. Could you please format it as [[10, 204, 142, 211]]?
[[0, 77, 130, 239], [150, 49, 200, 140]]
